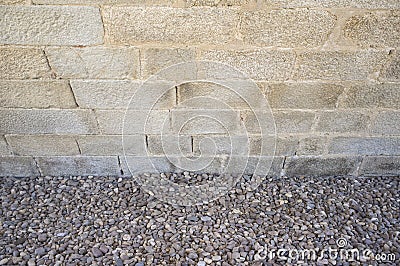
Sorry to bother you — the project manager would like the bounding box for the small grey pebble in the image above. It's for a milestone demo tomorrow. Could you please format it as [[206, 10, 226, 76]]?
[[92, 247, 103, 258], [201, 216, 212, 222], [38, 233, 47, 242], [35, 247, 46, 256]]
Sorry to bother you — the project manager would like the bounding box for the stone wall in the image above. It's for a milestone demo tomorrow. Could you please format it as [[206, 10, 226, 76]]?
[[0, 0, 399, 177]]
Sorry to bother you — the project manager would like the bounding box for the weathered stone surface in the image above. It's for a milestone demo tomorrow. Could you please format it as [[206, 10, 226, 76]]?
[[194, 135, 296, 156], [297, 136, 327, 155], [34, 0, 173, 4], [185, 0, 247, 6], [0, 109, 98, 134], [103, 7, 238, 45], [141, 48, 196, 79], [199, 49, 295, 81], [6, 135, 80, 156], [359, 156, 400, 176], [96, 110, 170, 134], [251, 135, 297, 156], [0, 80, 76, 108], [266, 83, 344, 109], [381, 52, 400, 81], [241, 9, 335, 48], [338, 83, 400, 108], [36, 156, 121, 177], [344, 11, 400, 48], [0, 47, 50, 79], [294, 50, 389, 81], [147, 135, 192, 155], [239, 111, 276, 135], [0, 156, 39, 177], [0, 136, 10, 155], [227, 156, 283, 176], [77, 135, 146, 156], [187, 0, 400, 8], [271, 0, 400, 8], [71, 80, 139, 109], [0, 5, 103, 45], [284, 156, 360, 177], [177, 81, 265, 110], [370, 111, 400, 135], [123, 155, 175, 175], [0, 0, 26, 4], [171, 110, 242, 134], [315, 111, 371, 133], [46, 47, 139, 79], [192, 135, 249, 156], [328, 137, 400, 155], [72, 80, 175, 109], [272, 111, 315, 134]]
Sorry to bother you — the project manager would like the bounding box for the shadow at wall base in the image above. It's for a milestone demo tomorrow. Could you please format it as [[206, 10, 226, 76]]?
[[0, 155, 399, 178]]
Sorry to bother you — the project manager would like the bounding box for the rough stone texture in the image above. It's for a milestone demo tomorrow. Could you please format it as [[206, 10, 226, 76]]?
[[338, 83, 400, 108], [240, 9, 336, 48], [0, 156, 39, 177], [0, 136, 10, 155], [266, 83, 344, 109], [96, 110, 170, 134], [0, 47, 50, 79], [36, 156, 122, 177], [0, 80, 76, 108], [328, 137, 400, 155], [123, 156, 175, 174], [181, 0, 400, 8], [271, 0, 400, 8], [147, 135, 192, 155], [0, 2, 399, 178], [298, 136, 327, 155], [0, 109, 98, 134], [370, 111, 400, 135], [192, 135, 249, 156], [33, 0, 174, 4], [294, 50, 389, 81], [177, 82, 266, 110], [316, 111, 371, 133], [284, 156, 361, 177], [381, 51, 400, 81], [359, 156, 400, 176], [185, 0, 247, 6], [193, 135, 296, 156], [72, 80, 176, 109], [273, 111, 315, 134], [46, 47, 139, 79], [171, 110, 242, 134], [344, 11, 400, 48], [251, 135, 298, 156], [77, 135, 146, 156], [0, 0, 26, 4], [0, 5, 103, 45], [200, 49, 295, 81], [103, 7, 239, 45], [6, 135, 80, 156], [227, 156, 283, 176], [140, 48, 196, 79]]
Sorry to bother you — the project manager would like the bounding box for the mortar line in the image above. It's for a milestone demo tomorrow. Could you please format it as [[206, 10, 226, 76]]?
[[67, 81, 79, 108], [33, 157, 43, 177]]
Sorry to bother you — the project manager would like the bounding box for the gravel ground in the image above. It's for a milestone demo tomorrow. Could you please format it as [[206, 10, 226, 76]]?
[[0, 174, 399, 265]]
